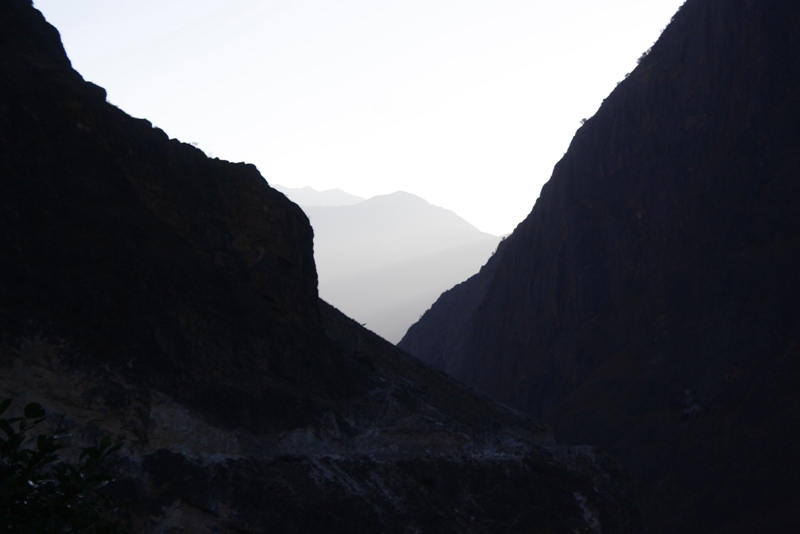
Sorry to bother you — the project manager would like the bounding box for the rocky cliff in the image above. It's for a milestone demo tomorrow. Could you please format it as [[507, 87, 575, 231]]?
[[401, 0, 800, 532], [0, 1, 641, 532]]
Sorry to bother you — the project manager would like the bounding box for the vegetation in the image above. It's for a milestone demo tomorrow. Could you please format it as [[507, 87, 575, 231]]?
[[637, 46, 653, 64], [0, 398, 127, 533]]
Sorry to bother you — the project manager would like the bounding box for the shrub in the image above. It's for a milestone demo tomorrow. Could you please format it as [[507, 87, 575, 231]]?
[[0, 398, 127, 533]]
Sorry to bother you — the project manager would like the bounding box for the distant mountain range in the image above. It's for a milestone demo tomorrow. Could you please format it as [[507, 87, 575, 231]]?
[[273, 184, 365, 207], [277, 187, 499, 342]]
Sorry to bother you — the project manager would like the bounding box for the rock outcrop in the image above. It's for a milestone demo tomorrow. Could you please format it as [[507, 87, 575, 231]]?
[[0, 1, 641, 532], [401, 0, 800, 532]]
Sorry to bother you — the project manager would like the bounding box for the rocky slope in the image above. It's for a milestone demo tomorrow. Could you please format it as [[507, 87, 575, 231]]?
[[401, 0, 800, 532], [0, 1, 640, 532]]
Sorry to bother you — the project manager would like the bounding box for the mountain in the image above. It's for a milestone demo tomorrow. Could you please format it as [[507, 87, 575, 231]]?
[[272, 184, 365, 207], [400, 0, 800, 532], [0, 1, 640, 532], [304, 191, 500, 342]]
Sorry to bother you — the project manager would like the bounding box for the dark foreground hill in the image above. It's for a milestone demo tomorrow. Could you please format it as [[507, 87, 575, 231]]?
[[0, 1, 640, 532], [401, 0, 800, 532]]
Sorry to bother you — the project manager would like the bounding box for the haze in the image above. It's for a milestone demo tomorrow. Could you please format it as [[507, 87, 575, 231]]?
[[34, 0, 685, 235], [285, 189, 500, 342]]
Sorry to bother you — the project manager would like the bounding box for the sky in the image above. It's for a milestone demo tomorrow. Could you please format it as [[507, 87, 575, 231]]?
[[34, 0, 685, 236]]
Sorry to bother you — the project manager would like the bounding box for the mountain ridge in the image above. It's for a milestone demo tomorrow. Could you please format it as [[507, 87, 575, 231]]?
[[0, 1, 641, 531], [304, 191, 500, 342], [273, 184, 365, 207], [401, 0, 800, 531]]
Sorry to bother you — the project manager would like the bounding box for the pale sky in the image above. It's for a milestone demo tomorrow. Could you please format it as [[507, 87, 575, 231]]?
[[34, 0, 685, 235]]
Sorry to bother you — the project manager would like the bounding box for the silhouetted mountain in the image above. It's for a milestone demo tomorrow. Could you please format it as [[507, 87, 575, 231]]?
[[0, 1, 641, 532], [401, 0, 800, 532], [273, 184, 365, 207], [304, 191, 500, 342]]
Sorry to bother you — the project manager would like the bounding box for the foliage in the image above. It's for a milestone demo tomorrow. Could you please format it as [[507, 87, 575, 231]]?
[[0, 398, 128, 533], [637, 46, 653, 65]]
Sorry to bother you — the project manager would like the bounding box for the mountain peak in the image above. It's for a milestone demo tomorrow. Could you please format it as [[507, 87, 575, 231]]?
[[305, 189, 500, 343], [401, 0, 800, 531], [369, 190, 430, 203], [273, 184, 365, 207], [0, 1, 641, 531]]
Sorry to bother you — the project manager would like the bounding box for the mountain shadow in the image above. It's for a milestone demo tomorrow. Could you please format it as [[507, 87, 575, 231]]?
[[401, 0, 800, 532], [0, 1, 641, 532]]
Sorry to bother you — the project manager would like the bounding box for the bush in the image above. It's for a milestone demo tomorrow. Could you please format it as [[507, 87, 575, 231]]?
[[0, 398, 128, 533]]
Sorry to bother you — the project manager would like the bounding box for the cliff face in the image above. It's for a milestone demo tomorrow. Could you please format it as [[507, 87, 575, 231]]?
[[0, 0, 344, 435], [401, 0, 800, 531], [0, 1, 642, 532]]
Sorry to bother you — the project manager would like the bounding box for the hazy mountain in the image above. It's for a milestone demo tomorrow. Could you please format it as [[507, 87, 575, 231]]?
[[0, 1, 640, 532], [273, 184, 365, 207], [303, 191, 500, 342], [401, 0, 800, 532]]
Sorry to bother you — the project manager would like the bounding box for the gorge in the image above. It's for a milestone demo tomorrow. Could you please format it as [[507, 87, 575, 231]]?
[[0, 1, 641, 532]]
